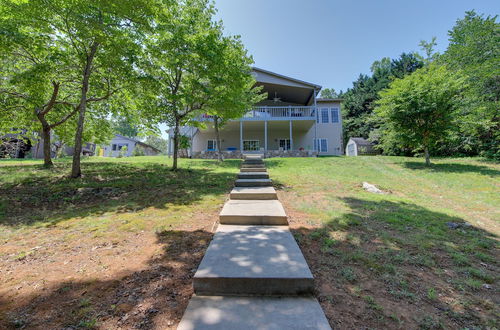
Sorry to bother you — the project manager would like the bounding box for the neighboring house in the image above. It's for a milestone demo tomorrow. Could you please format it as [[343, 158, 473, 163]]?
[[102, 134, 161, 157], [1, 130, 95, 159], [168, 67, 343, 158], [345, 137, 378, 156]]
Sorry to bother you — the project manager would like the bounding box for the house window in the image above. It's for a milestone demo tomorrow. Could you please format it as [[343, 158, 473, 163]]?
[[279, 139, 291, 151], [331, 108, 339, 123], [321, 108, 329, 123], [112, 144, 117, 151], [207, 139, 217, 150], [243, 140, 260, 151], [117, 143, 128, 150], [314, 138, 328, 152]]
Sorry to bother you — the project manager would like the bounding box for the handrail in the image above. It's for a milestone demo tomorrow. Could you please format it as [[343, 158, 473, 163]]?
[[197, 106, 316, 121]]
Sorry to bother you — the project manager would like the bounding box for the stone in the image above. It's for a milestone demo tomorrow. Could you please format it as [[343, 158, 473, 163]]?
[[193, 225, 313, 295], [219, 200, 287, 225], [362, 182, 386, 194], [230, 186, 277, 200], [178, 295, 331, 330]]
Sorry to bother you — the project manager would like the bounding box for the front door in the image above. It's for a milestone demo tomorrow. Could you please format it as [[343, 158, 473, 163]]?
[[279, 139, 291, 151], [243, 140, 260, 151]]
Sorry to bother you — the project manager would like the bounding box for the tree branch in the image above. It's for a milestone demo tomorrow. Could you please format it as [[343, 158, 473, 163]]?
[[40, 81, 60, 115], [49, 106, 78, 129]]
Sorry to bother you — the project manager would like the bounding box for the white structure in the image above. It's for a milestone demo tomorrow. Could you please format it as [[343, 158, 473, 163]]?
[[345, 137, 377, 156], [102, 134, 161, 157], [168, 67, 343, 158]]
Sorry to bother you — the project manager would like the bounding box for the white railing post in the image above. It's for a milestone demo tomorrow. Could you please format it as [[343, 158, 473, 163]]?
[[240, 120, 243, 151]]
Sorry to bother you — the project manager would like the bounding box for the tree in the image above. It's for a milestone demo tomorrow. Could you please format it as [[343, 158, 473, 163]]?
[[0, 4, 80, 167], [139, 0, 259, 169], [375, 64, 465, 165], [203, 36, 264, 162], [144, 135, 168, 154], [442, 11, 499, 159], [340, 53, 424, 144], [320, 88, 339, 99], [112, 117, 139, 138], [0, 0, 156, 176]]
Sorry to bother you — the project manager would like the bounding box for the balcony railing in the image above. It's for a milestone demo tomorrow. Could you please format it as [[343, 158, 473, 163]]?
[[197, 106, 316, 121]]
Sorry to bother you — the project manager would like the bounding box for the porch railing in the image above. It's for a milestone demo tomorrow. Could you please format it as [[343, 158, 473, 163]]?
[[196, 106, 316, 121]]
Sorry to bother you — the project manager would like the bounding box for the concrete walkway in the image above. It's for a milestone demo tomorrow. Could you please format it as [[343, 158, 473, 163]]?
[[178, 155, 330, 330]]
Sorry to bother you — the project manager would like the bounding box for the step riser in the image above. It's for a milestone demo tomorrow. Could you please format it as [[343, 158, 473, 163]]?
[[230, 192, 277, 200], [194, 278, 314, 296], [243, 161, 264, 165], [240, 168, 267, 172], [235, 181, 272, 187], [238, 174, 269, 179], [241, 164, 265, 168], [219, 215, 288, 225]]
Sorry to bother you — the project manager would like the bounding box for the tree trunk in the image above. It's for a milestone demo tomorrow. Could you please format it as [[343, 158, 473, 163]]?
[[71, 42, 98, 178], [424, 146, 431, 166], [214, 116, 223, 162], [172, 118, 180, 171], [42, 126, 53, 167]]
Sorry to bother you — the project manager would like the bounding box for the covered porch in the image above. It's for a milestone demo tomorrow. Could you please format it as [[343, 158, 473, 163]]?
[[191, 120, 317, 158]]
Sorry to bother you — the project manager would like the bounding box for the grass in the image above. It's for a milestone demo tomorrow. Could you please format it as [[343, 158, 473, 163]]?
[[0, 155, 498, 329], [266, 156, 499, 329]]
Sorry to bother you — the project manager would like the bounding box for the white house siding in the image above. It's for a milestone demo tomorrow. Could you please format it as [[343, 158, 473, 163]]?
[[301, 100, 343, 156], [103, 136, 135, 157]]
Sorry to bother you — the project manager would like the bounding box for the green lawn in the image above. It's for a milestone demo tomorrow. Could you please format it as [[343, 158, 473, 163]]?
[[0, 155, 498, 329], [266, 156, 499, 329]]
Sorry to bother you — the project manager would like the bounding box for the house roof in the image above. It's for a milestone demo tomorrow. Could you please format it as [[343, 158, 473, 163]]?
[[114, 134, 161, 153], [252, 67, 322, 90], [252, 67, 322, 106], [350, 137, 373, 146]]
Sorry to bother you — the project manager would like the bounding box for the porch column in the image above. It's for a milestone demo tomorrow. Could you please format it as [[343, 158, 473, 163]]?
[[239, 120, 243, 152], [313, 88, 318, 151], [264, 120, 268, 151], [189, 127, 194, 158], [289, 120, 293, 151]]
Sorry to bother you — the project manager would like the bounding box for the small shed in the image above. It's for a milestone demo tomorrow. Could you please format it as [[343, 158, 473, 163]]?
[[345, 137, 378, 156]]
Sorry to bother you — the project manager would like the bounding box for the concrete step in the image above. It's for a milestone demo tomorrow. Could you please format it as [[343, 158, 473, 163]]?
[[243, 154, 263, 160], [241, 163, 265, 168], [178, 295, 330, 330], [230, 186, 277, 200], [240, 167, 267, 172], [235, 178, 272, 187], [219, 200, 287, 225], [193, 225, 313, 295], [243, 159, 264, 164], [237, 172, 269, 179]]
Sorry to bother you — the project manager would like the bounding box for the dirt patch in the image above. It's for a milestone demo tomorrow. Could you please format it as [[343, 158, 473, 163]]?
[[0, 218, 216, 329]]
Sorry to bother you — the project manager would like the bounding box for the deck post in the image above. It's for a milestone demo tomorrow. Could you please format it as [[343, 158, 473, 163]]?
[[313, 88, 318, 152], [240, 120, 243, 153], [264, 120, 268, 152], [289, 120, 293, 151]]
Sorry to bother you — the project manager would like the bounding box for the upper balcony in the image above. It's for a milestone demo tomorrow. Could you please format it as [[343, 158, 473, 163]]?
[[197, 106, 316, 122]]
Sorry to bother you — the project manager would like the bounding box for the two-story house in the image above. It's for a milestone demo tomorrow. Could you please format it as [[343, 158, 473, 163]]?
[[168, 67, 343, 158]]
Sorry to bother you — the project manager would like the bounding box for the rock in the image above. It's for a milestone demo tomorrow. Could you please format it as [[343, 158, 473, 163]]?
[[446, 222, 473, 229], [482, 284, 492, 290], [362, 182, 385, 194]]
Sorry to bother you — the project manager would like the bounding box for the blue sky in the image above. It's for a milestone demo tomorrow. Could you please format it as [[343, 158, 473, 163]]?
[[160, 0, 498, 137], [213, 0, 499, 92]]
